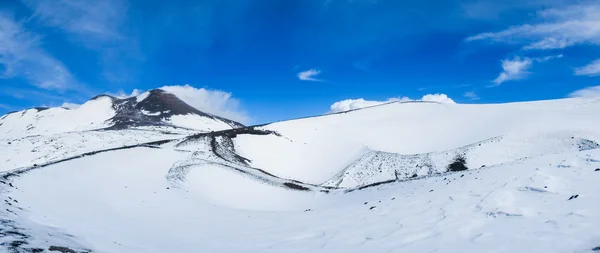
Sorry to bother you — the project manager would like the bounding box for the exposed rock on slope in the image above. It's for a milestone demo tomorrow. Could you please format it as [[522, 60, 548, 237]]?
[[0, 89, 243, 138]]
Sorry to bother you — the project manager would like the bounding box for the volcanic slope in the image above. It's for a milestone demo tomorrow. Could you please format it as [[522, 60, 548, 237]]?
[[0, 89, 243, 139]]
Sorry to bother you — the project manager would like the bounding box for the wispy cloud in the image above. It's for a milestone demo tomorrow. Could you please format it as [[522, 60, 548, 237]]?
[[492, 57, 532, 86], [22, 0, 140, 83], [297, 69, 322, 81], [22, 0, 128, 45], [463, 91, 480, 100], [466, 3, 600, 50], [328, 93, 455, 113], [492, 55, 562, 86], [0, 13, 78, 90], [574, 59, 600, 76], [568, 85, 600, 98]]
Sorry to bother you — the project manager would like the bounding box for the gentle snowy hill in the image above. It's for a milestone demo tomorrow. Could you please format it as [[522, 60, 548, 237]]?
[[1, 96, 600, 253], [232, 98, 600, 186], [0, 89, 243, 139]]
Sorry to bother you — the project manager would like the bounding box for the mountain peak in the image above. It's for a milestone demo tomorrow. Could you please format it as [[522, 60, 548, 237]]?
[[0, 88, 244, 138], [107, 89, 244, 130]]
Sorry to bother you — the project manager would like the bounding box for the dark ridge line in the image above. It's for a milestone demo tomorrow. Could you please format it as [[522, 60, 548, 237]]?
[[183, 159, 319, 192], [0, 132, 326, 192], [196, 132, 337, 191], [1, 107, 51, 118], [0, 139, 177, 180], [181, 126, 277, 144], [246, 100, 441, 128], [1, 111, 18, 118]]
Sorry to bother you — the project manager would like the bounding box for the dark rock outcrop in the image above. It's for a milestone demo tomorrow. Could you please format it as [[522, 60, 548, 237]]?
[[103, 89, 244, 130]]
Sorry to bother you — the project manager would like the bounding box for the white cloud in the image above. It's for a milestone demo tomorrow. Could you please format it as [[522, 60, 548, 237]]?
[[463, 91, 480, 100], [535, 54, 564, 62], [491, 54, 562, 86], [328, 93, 456, 113], [574, 59, 600, 76], [421, 93, 456, 104], [329, 97, 408, 113], [107, 89, 142, 98], [298, 69, 322, 81], [0, 13, 78, 90], [159, 85, 250, 124], [492, 57, 532, 85], [60, 102, 80, 109], [568, 85, 600, 98], [466, 3, 600, 50]]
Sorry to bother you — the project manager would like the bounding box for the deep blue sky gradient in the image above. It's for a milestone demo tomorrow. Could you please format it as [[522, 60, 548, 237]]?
[[1, 0, 599, 123]]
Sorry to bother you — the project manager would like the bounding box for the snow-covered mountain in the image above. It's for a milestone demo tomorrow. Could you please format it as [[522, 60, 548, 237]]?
[[0, 89, 243, 139], [1, 96, 600, 253]]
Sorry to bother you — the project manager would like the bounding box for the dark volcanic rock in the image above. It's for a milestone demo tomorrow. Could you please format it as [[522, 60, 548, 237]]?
[[49, 246, 77, 253], [447, 154, 468, 172], [105, 89, 244, 130], [283, 182, 310, 191], [32, 107, 50, 112]]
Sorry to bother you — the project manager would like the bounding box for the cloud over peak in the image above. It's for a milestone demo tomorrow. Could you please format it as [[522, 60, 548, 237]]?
[[111, 85, 251, 124]]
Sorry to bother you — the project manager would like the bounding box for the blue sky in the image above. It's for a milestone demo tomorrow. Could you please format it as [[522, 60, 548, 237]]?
[[1, 0, 600, 124]]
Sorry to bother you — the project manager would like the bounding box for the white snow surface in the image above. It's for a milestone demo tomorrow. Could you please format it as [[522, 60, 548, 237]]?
[[0, 127, 195, 172], [4, 147, 600, 252], [1, 97, 600, 252], [234, 99, 600, 184], [135, 91, 150, 103], [0, 96, 116, 139], [167, 114, 235, 132]]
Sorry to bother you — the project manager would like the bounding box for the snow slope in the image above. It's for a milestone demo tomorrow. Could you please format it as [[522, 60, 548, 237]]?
[[0, 96, 115, 138], [233, 98, 600, 185], [2, 145, 600, 252], [0, 127, 195, 172], [1, 97, 600, 252]]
